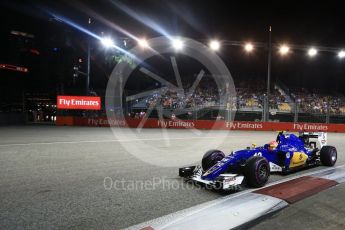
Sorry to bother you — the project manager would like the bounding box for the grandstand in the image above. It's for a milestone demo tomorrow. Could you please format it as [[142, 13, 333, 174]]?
[[125, 78, 345, 123]]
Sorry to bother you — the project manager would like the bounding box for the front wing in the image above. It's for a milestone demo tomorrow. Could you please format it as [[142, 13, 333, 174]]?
[[179, 166, 245, 190]]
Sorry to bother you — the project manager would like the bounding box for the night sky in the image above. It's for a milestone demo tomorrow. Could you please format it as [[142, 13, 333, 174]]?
[[1, 0, 345, 97]]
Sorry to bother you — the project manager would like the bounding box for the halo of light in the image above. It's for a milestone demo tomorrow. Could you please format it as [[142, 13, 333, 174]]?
[[279, 45, 290, 55], [138, 38, 149, 48], [338, 50, 345, 58], [244, 43, 254, 52], [172, 38, 184, 50], [101, 37, 115, 48], [308, 48, 318, 57], [209, 40, 220, 51]]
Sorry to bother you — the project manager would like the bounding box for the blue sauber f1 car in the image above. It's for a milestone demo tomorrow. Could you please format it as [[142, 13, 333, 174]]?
[[179, 132, 337, 190]]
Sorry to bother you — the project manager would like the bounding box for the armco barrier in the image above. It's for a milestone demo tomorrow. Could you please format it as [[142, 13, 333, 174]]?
[[56, 116, 345, 132]]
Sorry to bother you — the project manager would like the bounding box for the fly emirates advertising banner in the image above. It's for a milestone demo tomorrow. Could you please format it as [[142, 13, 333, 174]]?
[[57, 96, 101, 110]]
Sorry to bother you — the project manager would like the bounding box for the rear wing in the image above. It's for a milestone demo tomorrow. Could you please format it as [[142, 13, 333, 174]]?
[[299, 132, 327, 148]]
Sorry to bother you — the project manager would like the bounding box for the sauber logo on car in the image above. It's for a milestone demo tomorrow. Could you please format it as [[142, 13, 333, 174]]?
[[269, 162, 283, 172], [290, 152, 308, 168]]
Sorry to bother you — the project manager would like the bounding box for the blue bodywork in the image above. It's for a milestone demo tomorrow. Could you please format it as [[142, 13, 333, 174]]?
[[202, 133, 315, 181]]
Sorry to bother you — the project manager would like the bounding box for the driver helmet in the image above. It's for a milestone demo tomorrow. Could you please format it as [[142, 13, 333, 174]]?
[[268, 141, 278, 151]]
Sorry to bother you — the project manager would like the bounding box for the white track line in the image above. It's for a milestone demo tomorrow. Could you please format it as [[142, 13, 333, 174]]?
[[0, 135, 235, 147], [263, 164, 345, 187]]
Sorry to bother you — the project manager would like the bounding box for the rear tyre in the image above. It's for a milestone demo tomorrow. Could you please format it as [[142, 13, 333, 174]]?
[[320, 146, 337, 166], [244, 156, 270, 188], [202, 149, 225, 171]]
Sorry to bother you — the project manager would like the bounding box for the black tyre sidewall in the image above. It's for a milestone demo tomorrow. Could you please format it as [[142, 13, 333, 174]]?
[[202, 150, 225, 171], [244, 156, 270, 188], [320, 146, 337, 166]]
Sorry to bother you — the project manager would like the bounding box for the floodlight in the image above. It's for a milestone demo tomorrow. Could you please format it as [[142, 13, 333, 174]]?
[[338, 50, 345, 58], [101, 37, 115, 48], [138, 38, 149, 48], [209, 40, 220, 51], [172, 38, 184, 50], [244, 43, 254, 52], [279, 45, 290, 55], [308, 48, 318, 57]]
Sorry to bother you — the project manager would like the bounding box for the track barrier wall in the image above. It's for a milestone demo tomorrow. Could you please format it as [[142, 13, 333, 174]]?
[[56, 116, 345, 132], [0, 112, 27, 125]]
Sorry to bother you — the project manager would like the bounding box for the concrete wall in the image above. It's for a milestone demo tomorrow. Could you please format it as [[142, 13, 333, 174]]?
[[0, 113, 27, 125]]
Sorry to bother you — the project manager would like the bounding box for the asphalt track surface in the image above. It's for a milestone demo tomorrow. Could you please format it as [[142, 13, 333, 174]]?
[[0, 125, 344, 229], [250, 183, 345, 230]]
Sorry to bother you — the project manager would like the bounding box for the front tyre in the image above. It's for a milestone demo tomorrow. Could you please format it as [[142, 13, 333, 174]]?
[[244, 156, 270, 188], [320, 146, 337, 166], [202, 149, 225, 171]]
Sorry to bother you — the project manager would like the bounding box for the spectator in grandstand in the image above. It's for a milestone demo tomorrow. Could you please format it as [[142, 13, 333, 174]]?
[[139, 111, 146, 118], [216, 114, 224, 120], [139, 79, 344, 116]]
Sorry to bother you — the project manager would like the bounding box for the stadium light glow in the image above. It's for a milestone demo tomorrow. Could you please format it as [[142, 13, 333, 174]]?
[[172, 38, 184, 50], [101, 37, 115, 48], [308, 48, 318, 57], [209, 40, 220, 51], [279, 45, 290, 55], [338, 50, 345, 58], [138, 38, 149, 48], [244, 43, 254, 52]]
